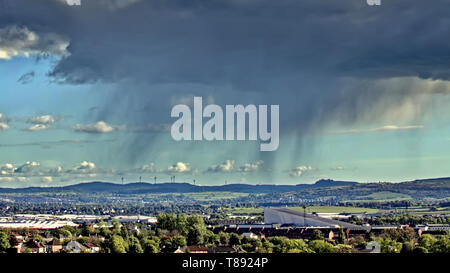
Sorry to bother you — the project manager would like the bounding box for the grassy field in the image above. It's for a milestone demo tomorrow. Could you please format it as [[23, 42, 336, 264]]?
[[228, 207, 264, 215], [142, 192, 250, 201], [344, 191, 412, 202], [181, 192, 249, 201]]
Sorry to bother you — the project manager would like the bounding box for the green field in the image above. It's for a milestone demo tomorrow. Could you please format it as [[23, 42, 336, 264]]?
[[180, 192, 249, 201], [144, 192, 249, 201], [344, 191, 412, 202]]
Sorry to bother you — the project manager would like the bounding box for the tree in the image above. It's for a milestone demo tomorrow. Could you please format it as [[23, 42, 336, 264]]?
[[156, 213, 178, 231], [218, 232, 230, 245], [112, 219, 121, 235], [229, 233, 241, 246], [431, 235, 450, 253], [109, 235, 127, 253], [334, 244, 352, 253], [141, 237, 160, 253], [379, 238, 402, 253], [418, 234, 437, 251], [258, 240, 274, 253], [170, 235, 187, 249], [176, 214, 189, 236], [268, 237, 289, 253], [204, 230, 220, 245], [0, 230, 10, 253], [281, 239, 313, 253], [187, 215, 207, 245], [337, 228, 346, 244], [128, 236, 144, 253], [100, 226, 112, 238], [401, 241, 415, 253], [58, 228, 72, 239], [81, 225, 93, 237], [308, 240, 335, 253], [349, 235, 367, 249], [311, 229, 324, 240]]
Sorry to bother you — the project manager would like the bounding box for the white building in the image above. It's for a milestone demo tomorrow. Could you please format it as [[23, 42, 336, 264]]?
[[264, 207, 364, 229]]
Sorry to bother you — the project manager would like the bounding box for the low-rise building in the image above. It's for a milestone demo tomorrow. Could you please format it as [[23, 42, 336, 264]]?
[[65, 241, 87, 253]]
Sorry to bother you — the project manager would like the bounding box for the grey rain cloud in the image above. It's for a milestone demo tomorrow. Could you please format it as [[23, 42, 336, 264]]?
[[1, 0, 449, 171]]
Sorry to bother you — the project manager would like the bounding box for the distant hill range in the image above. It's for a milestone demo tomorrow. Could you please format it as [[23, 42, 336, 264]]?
[[0, 178, 449, 201], [0, 179, 357, 194]]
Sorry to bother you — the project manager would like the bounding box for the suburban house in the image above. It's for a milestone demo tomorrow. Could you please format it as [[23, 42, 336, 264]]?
[[65, 241, 87, 253], [209, 246, 239, 253], [242, 232, 259, 240], [174, 246, 210, 253], [47, 239, 63, 253], [23, 241, 46, 253], [84, 242, 101, 253]]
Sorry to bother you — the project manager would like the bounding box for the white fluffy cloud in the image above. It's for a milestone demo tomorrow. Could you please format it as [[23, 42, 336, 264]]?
[[166, 162, 193, 174], [41, 176, 53, 183], [76, 161, 96, 170], [0, 163, 15, 175], [140, 163, 157, 173], [0, 114, 11, 130], [206, 160, 235, 173], [0, 122, 10, 130], [73, 121, 116, 133], [27, 115, 56, 124], [0, 25, 69, 60], [287, 165, 315, 177], [237, 160, 264, 173], [24, 124, 52, 131]]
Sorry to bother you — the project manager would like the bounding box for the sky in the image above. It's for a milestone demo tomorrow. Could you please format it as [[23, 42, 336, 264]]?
[[1, 0, 450, 187]]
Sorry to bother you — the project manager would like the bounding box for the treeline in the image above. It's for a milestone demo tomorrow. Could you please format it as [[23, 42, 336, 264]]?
[[349, 214, 449, 225]]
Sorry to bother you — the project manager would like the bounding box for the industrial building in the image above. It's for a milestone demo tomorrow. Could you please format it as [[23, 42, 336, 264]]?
[[264, 207, 366, 230]]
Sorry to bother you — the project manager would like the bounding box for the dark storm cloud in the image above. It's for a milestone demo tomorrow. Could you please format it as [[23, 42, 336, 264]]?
[[1, 0, 449, 85]]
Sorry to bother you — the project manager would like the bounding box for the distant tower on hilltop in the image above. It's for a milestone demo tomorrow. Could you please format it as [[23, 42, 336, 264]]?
[[193, 179, 196, 185], [154, 176, 157, 184], [139, 176, 142, 183], [121, 177, 124, 185]]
